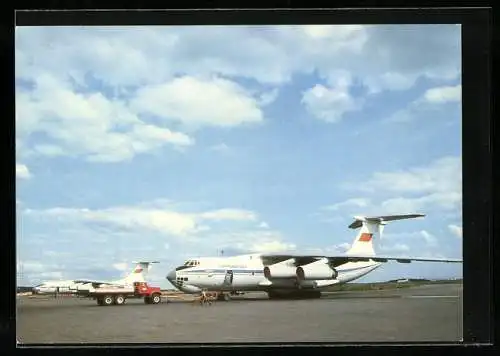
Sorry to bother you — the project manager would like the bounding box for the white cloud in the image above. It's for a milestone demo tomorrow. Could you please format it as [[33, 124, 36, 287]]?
[[356, 156, 461, 194], [420, 230, 438, 247], [302, 71, 361, 123], [210, 143, 231, 153], [423, 85, 461, 103], [112, 262, 128, 272], [16, 74, 194, 162], [202, 230, 295, 255], [448, 224, 463, 238], [24, 204, 259, 238], [32, 144, 65, 157], [258, 221, 270, 229], [198, 208, 257, 222], [325, 242, 352, 254], [258, 88, 280, 106], [131, 76, 264, 129], [16, 25, 460, 98], [16, 164, 31, 179], [251, 240, 296, 253], [16, 25, 460, 161], [323, 198, 370, 211], [379, 243, 410, 253], [329, 156, 462, 219], [386, 84, 462, 124]]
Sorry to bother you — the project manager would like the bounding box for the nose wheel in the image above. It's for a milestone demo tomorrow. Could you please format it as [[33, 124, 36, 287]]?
[[217, 293, 231, 301]]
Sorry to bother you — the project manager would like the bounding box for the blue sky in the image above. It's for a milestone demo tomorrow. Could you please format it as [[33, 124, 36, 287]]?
[[15, 25, 463, 288]]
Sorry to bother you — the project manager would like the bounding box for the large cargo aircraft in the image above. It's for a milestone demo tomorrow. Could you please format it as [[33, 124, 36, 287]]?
[[31, 261, 158, 294], [166, 214, 462, 300]]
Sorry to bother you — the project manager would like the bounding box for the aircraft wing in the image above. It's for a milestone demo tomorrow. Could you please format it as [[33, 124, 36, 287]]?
[[260, 253, 462, 267], [72, 280, 119, 287]]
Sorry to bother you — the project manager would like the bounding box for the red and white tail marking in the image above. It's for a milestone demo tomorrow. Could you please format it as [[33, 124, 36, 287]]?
[[358, 233, 373, 242], [346, 214, 425, 256]]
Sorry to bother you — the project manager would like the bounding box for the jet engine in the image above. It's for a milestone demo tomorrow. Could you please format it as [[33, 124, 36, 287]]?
[[263, 259, 297, 279], [296, 258, 338, 281]]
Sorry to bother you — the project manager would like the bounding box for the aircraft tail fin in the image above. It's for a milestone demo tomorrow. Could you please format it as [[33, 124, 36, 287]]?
[[346, 214, 425, 256], [122, 261, 160, 284]]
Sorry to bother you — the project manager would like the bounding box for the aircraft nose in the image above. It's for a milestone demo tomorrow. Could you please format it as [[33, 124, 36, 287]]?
[[166, 269, 176, 283]]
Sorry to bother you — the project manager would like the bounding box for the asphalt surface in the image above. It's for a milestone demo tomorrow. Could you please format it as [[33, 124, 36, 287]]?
[[16, 283, 462, 344]]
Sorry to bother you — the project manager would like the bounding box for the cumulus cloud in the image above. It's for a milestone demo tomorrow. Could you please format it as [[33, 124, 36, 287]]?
[[258, 221, 270, 229], [379, 243, 410, 253], [210, 143, 231, 153], [423, 85, 461, 103], [16, 74, 194, 162], [112, 262, 129, 272], [323, 198, 370, 211], [202, 230, 295, 255], [16, 24, 460, 104], [15, 25, 460, 162], [251, 240, 297, 253], [24, 204, 259, 238], [198, 208, 257, 222], [131, 76, 264, 129], [302, 83, 358, 123], [386, 84, 462, 124], [16, 164, 31, 179], [420, 230, 438, 247], [341, 156, 462, 214], [448, 224, 463, 238]]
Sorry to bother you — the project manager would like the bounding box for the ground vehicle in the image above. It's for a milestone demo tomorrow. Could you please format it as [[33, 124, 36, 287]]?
[[82, 282, 163, 306]]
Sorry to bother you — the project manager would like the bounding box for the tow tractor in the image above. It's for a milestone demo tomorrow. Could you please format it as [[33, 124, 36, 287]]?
[[80, 281, 164, 306]]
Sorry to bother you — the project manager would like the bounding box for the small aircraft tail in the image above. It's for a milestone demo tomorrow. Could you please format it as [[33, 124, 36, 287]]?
[[346, 214, 425, 256], [122, 261, 160, 284]]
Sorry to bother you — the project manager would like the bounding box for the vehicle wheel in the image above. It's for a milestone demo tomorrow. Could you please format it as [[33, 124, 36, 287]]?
[[103, 295, 114, 306], [114, 295, 125, 305], [151, 293, 161, 304], [144, 296, 151, 304]]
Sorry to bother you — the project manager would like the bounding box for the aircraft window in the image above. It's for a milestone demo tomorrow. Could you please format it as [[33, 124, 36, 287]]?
[[176, 265, 191, 271]]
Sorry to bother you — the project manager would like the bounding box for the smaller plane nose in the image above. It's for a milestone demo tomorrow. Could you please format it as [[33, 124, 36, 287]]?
[[166, 269, 176, 284]]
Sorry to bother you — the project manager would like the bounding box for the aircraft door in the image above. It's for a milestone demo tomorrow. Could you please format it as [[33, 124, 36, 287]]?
[[223, 270, 234, 286]]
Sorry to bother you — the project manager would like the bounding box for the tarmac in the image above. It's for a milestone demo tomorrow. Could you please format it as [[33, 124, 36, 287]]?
[[16, 283, 463, 344]]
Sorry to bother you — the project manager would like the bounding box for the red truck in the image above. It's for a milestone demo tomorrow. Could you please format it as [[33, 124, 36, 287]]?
[[82, 281, 164, 306]]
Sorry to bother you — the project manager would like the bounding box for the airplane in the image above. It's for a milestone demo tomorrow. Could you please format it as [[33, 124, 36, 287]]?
[[165, 214, 462, 300], [31, 261, 159, 295]]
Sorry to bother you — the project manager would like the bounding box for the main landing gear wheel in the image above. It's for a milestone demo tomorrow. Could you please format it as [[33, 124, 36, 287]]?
[[217, 293, 231, 301], [267, 290, 322, 300], [114, 295, 125, 305]]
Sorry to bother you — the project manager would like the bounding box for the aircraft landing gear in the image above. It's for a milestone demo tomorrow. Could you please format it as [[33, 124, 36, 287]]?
[[217, 293, 231, 301], [267, 290, 321, 300]]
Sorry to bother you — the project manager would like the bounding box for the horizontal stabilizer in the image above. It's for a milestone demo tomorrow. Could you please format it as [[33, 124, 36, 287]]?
[[348, 214, 425, 229]]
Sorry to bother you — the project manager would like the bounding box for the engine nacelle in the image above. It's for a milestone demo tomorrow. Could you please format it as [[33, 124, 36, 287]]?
[[299, 279, 339, 289], [296, 259, 338, 281], [263, 259, 297, 279], [263, 265, 297, 279]]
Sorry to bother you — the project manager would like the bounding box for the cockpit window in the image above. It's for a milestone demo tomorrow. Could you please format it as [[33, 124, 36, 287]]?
[[183, 259, 200, 266]]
